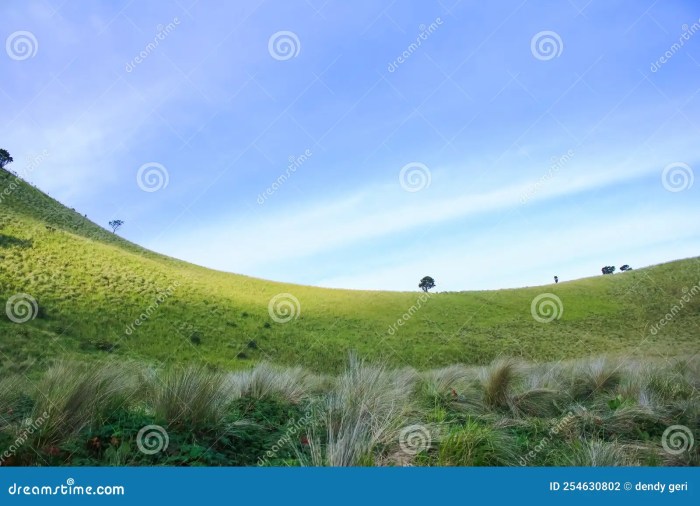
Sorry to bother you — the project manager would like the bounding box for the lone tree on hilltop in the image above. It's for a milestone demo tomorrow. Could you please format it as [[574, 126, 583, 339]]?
[[601, 266, 616, 275], [0, 149, 13, 170], [419, 276, 436, 293], [109, 220, 124, 234], [620, 264, 632, 271]]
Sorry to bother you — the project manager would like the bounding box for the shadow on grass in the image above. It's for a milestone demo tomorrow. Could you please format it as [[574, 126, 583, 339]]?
[[0, 234, 33, 249]]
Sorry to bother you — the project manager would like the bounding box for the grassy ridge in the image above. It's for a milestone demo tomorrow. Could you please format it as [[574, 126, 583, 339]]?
[[1, 168, 699, 374]]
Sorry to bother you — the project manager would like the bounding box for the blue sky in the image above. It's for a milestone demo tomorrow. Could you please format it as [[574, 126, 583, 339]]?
[[2, 0, 699, 291]]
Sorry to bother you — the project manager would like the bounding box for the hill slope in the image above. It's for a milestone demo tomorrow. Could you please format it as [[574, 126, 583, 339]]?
[[1, 168, 698, 373]]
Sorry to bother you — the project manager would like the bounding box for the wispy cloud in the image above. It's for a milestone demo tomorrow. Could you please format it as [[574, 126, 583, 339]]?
[[2, 0, 698, 290], [149, 147, 696, 290]]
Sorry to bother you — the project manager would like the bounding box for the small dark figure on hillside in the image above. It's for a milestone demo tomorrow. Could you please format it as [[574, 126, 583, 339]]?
[[620, 264, 632, 271], [601, 266, 615, 275], [109, 219, 124, 234], [419, 276, 436, 293], [554, 276, 558, 284]]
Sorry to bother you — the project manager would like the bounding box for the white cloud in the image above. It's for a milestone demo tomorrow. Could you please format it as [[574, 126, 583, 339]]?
[[149, 152, 683, 289], [315, 209, 700, 291]]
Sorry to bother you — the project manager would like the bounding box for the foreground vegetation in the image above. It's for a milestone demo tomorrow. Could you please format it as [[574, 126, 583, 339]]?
[[1, 356, 697, 467], [1, 168, 699, 374]]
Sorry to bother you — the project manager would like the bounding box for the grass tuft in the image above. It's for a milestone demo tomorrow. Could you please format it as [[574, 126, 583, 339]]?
[[482, 358, 520, 410]]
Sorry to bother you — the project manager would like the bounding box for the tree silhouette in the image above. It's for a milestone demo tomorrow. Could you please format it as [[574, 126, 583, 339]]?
[[0, 149, 13, 170], [109, 220, 124, 234], [419, 276, 436, 293], [601, 266, 615, 275]]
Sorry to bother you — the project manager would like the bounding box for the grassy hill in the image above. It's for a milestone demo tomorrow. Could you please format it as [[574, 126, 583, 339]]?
[[1, 168, 699, 468], [1, 167, 698, 375]]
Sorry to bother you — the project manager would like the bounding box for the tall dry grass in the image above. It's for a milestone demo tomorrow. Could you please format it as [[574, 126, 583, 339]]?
[[0, 354, 696, 467], [300, 355, 418, 466], [149, 365, 234, 429], [29, 361, 142, 446]]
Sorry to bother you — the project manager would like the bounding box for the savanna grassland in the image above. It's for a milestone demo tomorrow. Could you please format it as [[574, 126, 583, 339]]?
[[0, 167, 698, 466]]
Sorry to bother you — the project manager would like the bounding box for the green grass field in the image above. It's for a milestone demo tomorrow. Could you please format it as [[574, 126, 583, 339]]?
[[0, 171, 700, 372], [1, 167, 699, 467], [1, 167, 698, 375]]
